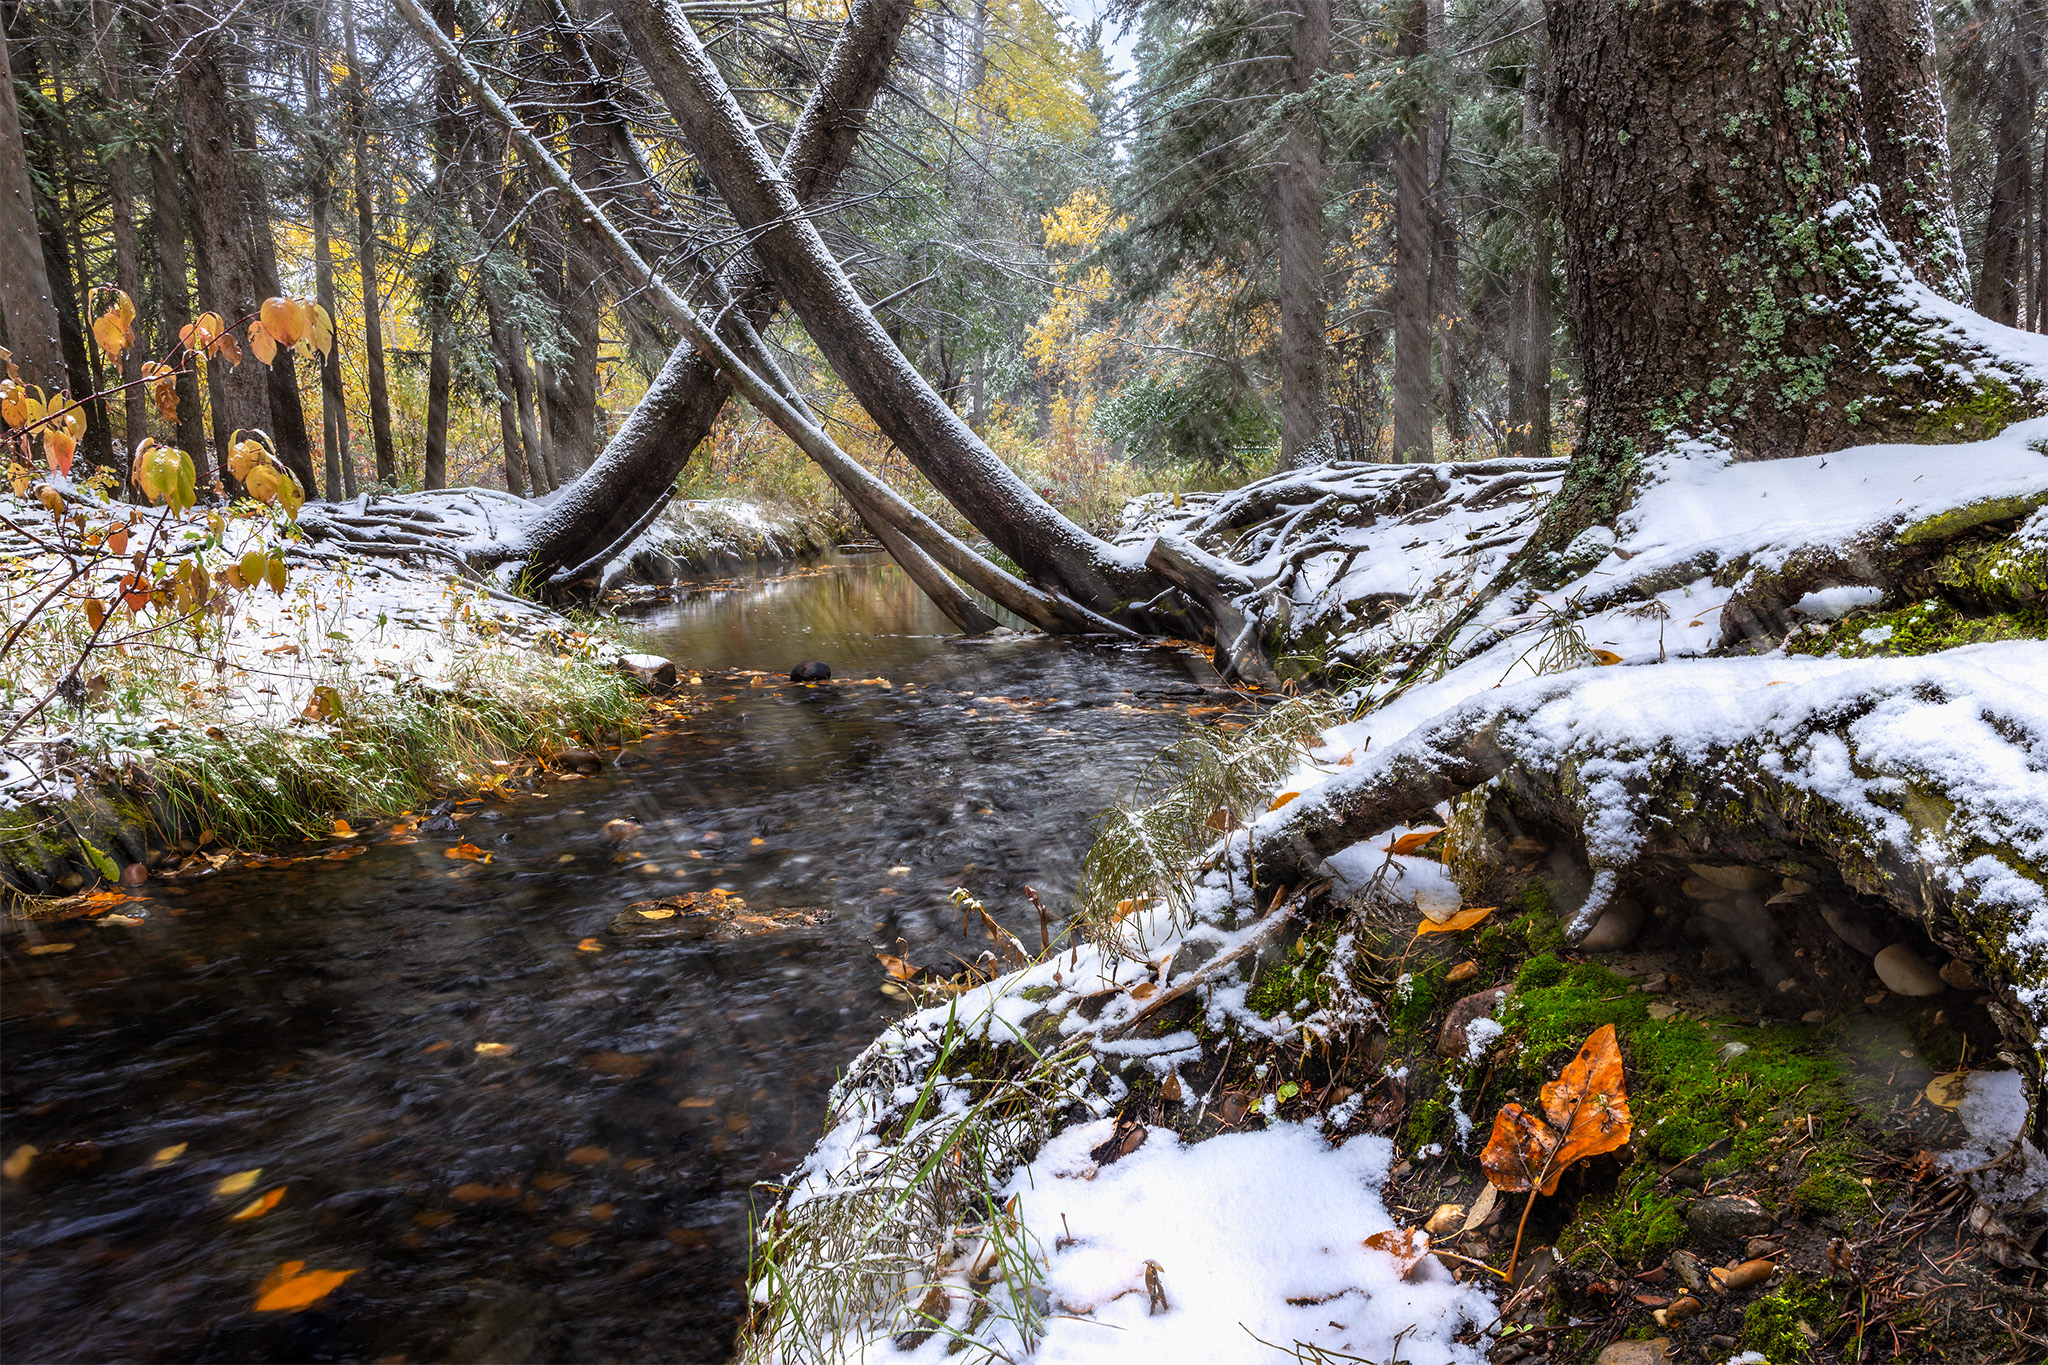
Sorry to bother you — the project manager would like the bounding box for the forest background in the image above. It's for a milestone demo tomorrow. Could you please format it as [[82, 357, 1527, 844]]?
[[2, 0, 2044, 538]]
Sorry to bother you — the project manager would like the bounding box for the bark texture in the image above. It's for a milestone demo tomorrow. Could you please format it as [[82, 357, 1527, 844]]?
[[343, 0, 397, 487], [1846, 0, 1970, 300], [1390, 0, 1431, 463], [1549, 0, 2044, 504], [1974, 0, 2042, 327], [0, 24, 64, 389], [1274, 0, 1329, 469], [146, 146, 209, 470]]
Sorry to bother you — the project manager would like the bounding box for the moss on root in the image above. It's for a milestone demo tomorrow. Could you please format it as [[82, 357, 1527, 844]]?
[[1786, 596, 2048, 659]]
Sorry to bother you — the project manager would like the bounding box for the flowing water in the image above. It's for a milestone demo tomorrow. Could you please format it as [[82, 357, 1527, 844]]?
[[0, 553, 1245, 1363]]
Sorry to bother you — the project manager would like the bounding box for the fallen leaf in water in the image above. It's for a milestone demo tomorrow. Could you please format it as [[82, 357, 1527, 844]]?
[[622, 1157, 654, 1172], [581, 1052, 654, 1079], [1415, 906, 1494, 936], [254, 1260, 357, 1312], [231, 1187, 287, 1221], [876, 953, 917, 981], [567, 1146, 610, 1166], [332, 819, 353, 837], [586, 1202, 615, 1223], [1268, 791, 1301, 811], [1389, 828, 1443, 856], [444, 843, 491, 862], [636, 906, 677, 921], [1363, 1227, 1431, 1280], [532, 1173, 573, 1191], [4, 1144, 38, 1179], [151, 1143, 187, 1166], [678, 1097, 716, 1109], [750, 837, 766, 846], [577, 938, 604, 952], [473, 1041, 514, 1057], [26, 942, 74, 956], [450, 1181, 521, 1203], [420, 1040, 453, 1055], [217, 1168, 264, 1196], [99, 913, 146, 926], [323, 847, 367, 861]]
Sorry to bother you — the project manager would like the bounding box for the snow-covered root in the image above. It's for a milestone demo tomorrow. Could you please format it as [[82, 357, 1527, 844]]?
[[1250, 644, 2048, 1152]]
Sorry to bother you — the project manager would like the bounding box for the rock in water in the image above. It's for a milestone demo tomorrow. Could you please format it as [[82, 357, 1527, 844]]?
[[1874, 944, 1946, 996], [1580, 897, 1645, 952], [616, 653, 678, 691], [603, 819, 641, 845], [789, 660, 832, 682], [1821, 904, 1885, 957], [1685, 1194, 1773, 1248]]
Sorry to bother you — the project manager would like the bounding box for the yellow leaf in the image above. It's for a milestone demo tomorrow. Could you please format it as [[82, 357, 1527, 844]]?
[[308, 303, 335, 357], [1590, 649, 1624, 666], [253, 1261, 358, 1312], [151, 1143, 188, 1166], [1925, 1072, 1970, 1111], [217, 1167, 264, 1196], [239, 548, 267, 585], [245, 462, 281, 504], [1268, 791, 1300, 812], [1415, 905, 1494, 936], [577, 938, 604, 952], [85, 597, 107, 633], [43, 425, 75, 477], [92, 306, 132, 363], [231, 1186, 287, 1221], [247, 320, 278, 367], [260, 297, 308, 347], [27, 942, 74, 956], [3, 1144, 38, 1179]]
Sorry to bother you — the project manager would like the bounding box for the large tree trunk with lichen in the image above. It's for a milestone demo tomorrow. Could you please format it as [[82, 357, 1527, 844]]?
[[1847, 0, 1971, 301], [1548, 0, 2045, 526]]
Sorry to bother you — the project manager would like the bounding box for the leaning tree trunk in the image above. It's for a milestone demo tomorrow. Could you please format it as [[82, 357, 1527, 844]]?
[[1274, 0, 1329, 470], [1548, 0, 2047, 531], [609, 0, 1173, 623], [516, 0, 917, 578], [0, 24, 64, 391]]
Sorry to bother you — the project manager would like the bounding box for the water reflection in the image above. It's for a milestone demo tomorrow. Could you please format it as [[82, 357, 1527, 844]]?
[[0, 554, 1236, 1362]]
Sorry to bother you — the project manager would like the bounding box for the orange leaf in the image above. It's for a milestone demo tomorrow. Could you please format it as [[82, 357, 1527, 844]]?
[[1268, 791, 1300, 812], [443, 843, 490, 863], [1479, 1101, 1558, 1195], [1589, 649, 1623, 666], [230, 1186, 287, 1221], [1389, 828, 1442, 856], [253, 1260, 357, 1312], [1479, 1025, 1632, 1197], [876, 953, 917, 981], [331, 819, 354, 837], [1363, 1226, 1431, 1280], [260, 296, 308, 347], [1414, 905, 1495, 936], [247, 320, 278, 367]]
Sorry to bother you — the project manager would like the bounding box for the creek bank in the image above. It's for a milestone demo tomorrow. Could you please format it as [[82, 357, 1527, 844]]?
[[750, 427, 2048, 1363]]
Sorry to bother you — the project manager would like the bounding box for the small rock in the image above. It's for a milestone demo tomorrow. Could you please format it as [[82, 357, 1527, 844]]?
[[1593, 1341, 1674, 1365], [1938, 958, 1983, 991], [1424, 1203, 1465, 1235], [1686, 1194, 1774, 1248], [1712, 1258, 1776, 1292], [1668, 1249, 1709, 1293], [1745, 1238, 1782, 1260], [557, 748, 603, 774], [1821, 905, 1885, 957], [58, 871, 84, 891], [1681, 876, 1726, 901], [789, 660, 832, 682], [615, 653, 678, 691], [1874, 944, 1946, 997], [1716, 1042, 1751, 1063], [1580, 897, 1645, 953], [603, 819, 642, 846], [1437, 986, 1512, 1059], [1662, 1294, 1704, 1323], [120, 862, 149, 886], [1689, 863, 1776, 892]]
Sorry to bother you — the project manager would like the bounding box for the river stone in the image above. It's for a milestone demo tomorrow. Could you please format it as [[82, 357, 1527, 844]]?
[[1874, 944, 1947, 997], [558, 748, 603, 773], [1940, 958, 1984, 990], [616, 653, 678, 691], [1594, 1339, 1673, 1365], [1667, 1248, 1709, 1293], [1821, 904, 1885, 957], [790, 660, 832, 681], [1580, 897, 1645, 952], [1685, 1194, 1774, 1248], [1681, 876, 1726, 901], [1437, 986, 1512, 1058], [1690, 863, 1776, 892]]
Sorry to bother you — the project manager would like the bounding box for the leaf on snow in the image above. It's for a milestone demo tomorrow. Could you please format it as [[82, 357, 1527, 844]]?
[[1388, 828, 1443, 856], [1363, 1226, 1431, 1280]]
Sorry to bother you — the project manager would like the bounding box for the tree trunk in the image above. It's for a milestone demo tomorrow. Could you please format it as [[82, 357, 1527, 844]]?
[[342, 0, 397, 487], [1391, 0, 1431, 463], [1974, 1, 2042, 326], [0, 24, 64, 390], [1274, 0, 1329, 470], [421, 0, 457, 492], [19, 52, 103, 463], [176, 17, 270, 477], [90, 0, 149, 459], [304, 13, 353, 499], [1846, 0, 1970, 301], [610, 0, 1166, 619], [1548, 0, 2043, 519], [530, 180, 601, 480], [231, 100, 321, 498], [517, 0, 916, 573], [146, 146, 209, 473], [1522, 48, 1552, 462]]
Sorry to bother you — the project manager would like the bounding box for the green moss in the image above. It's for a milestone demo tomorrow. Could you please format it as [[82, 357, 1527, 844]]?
[[1930, 534, 2048, 606], [1387, 967, 1442, 1037], [1405, 1097, 1450, 1150], [1741, 1275, 1836, 1360], [1786, 597, 2048, 659], [1515, 952, 1568, 990], [1247, 923, 1338, 1020], [1908, 380, 2030, 449], [1791, 1168, 1864, 1221], [1897, 489, 2048, 547], [1558, 1165, 1686, 1270]]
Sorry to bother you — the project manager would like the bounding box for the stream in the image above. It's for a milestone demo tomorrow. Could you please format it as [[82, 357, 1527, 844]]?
[[0, 552, 1245, 1363]]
